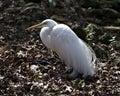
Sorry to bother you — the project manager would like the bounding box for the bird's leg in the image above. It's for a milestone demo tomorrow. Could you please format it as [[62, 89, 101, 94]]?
[[63, 67, 70, 74], [58, 63, 71, 77], [61, 59, 65, 65], [69, 70, 78, 78]]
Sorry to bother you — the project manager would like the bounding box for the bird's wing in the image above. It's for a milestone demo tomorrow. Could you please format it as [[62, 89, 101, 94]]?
[[51, 24, 96, 76], [50, 24, 78, 64], [51, 24, 96, 65], [51, 24, 78, 49]]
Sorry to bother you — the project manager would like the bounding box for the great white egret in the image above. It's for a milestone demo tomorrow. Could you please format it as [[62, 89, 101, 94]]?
[[26, 19, 97, 78]]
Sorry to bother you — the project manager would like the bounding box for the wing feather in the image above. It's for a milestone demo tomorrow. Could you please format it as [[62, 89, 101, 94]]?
[[51, 24, 96, 76]]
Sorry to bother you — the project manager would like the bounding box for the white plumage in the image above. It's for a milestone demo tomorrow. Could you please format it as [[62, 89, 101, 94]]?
[[26, 19, 96, 78]]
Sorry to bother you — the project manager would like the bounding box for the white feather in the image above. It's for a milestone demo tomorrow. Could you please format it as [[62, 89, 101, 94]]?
[[50, 24, 96, 77]]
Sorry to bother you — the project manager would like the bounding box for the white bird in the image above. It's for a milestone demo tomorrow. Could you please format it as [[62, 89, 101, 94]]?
[[26, 19, 96, 78]]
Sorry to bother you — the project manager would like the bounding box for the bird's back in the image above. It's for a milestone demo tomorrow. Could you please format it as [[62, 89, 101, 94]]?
[[50, 24, 79, 52]]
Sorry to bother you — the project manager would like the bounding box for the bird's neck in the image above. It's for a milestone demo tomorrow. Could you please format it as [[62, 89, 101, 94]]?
[[40, 27, 52, 49]]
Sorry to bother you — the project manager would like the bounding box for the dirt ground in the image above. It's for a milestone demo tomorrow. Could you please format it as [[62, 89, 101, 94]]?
[[0, 0, 120, 95]]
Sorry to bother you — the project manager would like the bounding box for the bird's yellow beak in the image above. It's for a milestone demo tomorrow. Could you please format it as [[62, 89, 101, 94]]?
[[26, 22, 44, 31]]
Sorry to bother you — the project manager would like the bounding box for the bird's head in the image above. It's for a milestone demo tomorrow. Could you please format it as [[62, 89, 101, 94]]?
[[26, 19, 57, 31]]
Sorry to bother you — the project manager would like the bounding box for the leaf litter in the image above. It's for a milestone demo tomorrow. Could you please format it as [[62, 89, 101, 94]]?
[[0, 0, 120, 95]]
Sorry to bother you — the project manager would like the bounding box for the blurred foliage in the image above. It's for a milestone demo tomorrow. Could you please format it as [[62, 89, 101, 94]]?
[[73, 25, 87, 41], [78, 80, 84, 88], [18, 0, 120, 25], [80, 0, 120, 25], [48, 0, 56, 8], [84, 23, 98, 41], [80, 0, 120, 11], [109, 53, 120, 66]]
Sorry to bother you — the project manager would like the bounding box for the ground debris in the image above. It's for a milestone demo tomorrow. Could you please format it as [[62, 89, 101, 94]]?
[[0, 0, 120, 95]]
